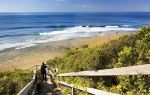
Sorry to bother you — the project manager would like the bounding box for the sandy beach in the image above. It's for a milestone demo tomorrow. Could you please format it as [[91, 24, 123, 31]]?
[[0, 32, 127, 72]]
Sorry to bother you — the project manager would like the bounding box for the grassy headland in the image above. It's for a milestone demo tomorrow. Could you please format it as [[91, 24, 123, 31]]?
[[47, 27, 150, 95]]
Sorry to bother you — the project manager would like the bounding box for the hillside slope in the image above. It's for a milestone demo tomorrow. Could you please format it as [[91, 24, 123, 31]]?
[[47, 26, 150, 95]]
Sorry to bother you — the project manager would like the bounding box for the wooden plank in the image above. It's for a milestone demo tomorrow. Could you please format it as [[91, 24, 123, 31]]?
[[17, 80, 34, 95], [58, 64, 150, 77], [17, 70, 36, 95], [58, 81, 120, 95]]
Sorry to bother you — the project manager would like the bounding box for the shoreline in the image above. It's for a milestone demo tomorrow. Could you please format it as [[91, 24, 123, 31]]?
[[0, 32, 130, 72]]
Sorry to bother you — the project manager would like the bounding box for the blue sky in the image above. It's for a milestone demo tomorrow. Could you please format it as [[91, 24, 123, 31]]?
[[0, 0, 150, 12]]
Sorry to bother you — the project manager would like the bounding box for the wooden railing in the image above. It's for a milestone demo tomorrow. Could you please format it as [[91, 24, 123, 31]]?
[[17, 65, 53, 95], [58, 81, 119, 95], [17, 64, 150, 95], [17, 70, 36, 95], [25, 65, 41, 71], [17, 65, 41, 95], [58, 64, 150, 77], [56, 64, 150, 95]]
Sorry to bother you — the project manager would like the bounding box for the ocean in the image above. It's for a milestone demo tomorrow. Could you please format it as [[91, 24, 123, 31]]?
[[0, 12, 150, 51]]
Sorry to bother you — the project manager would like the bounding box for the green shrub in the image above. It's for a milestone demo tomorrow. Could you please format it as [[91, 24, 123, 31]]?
[[0, 70, 32, 95], [47, 26, 150, 94]]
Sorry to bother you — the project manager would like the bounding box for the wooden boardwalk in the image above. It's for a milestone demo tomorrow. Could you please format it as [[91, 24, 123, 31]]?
[[58, 64, 150, 77], [35, 74, 62, 95], [18, 64, 150, 95], [57, 64, 150, 95]]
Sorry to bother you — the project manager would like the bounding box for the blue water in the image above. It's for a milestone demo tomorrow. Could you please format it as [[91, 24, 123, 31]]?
[[0, 12, 150, 51]]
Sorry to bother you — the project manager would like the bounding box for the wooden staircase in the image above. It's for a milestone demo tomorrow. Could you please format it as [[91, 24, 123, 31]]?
[[17, 64, 150, 95]]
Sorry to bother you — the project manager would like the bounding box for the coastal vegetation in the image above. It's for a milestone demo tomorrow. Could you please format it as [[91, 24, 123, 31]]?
[[0, 69, 32, 95], [47, 26, 150, 95], [0, 27, 149, 95]]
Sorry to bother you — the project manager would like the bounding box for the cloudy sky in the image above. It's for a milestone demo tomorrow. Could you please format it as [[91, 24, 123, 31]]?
[[0, 0, 150, 12]]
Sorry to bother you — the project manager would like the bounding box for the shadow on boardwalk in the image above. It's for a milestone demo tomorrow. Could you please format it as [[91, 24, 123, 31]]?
[[34, 75, 62, 95]]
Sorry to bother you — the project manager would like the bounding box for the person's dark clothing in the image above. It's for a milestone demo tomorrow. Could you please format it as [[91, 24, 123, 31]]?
[[41, 64, 47, 80]]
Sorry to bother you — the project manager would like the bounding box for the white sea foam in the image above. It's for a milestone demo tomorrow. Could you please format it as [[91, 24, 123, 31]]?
[[40, 26, 137, 36], [105, 25, 119, 28], [121, 25, 131, 27], [16, 43, 37, 49], [0, 42, 37, 51], [0, 43, 19, 51], [38, 26, 137, 43], [0, 26, 138, 51]]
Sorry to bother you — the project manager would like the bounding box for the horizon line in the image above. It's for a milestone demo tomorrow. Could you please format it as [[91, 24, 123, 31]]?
[[0, 11, 150, 13]]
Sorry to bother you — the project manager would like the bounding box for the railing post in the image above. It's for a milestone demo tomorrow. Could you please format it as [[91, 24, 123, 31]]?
[[36, 65, 38, 71], [33, 70, 36, 79], [71, 87, 75, 95]]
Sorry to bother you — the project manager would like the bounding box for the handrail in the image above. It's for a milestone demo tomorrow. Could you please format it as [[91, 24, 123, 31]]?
[[25, 65, 41, 71], [17, 70, 37, 95], [58, 81, 120, 95], [58, 64, 150, 77], [56, 64, 150, 95], [17, 64, 51, 95], [17, 64, 150, 95]]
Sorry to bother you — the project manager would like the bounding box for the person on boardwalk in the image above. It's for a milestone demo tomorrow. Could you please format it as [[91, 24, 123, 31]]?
[[41, 62, 47, 80]]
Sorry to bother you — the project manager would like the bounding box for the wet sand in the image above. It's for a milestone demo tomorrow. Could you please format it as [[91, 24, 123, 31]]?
[[0, 32, 127, 72]]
